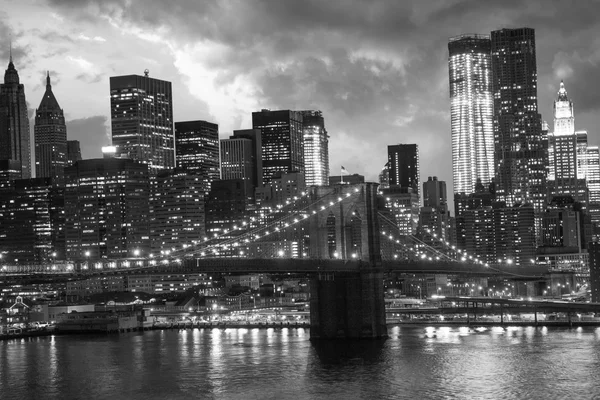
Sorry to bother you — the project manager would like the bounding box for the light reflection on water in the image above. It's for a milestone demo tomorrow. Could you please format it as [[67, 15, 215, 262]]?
[[0, 326, 599, 400]]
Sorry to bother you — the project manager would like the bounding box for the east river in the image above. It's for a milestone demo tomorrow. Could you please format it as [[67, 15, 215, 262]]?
[[1, 326, 600, 399]]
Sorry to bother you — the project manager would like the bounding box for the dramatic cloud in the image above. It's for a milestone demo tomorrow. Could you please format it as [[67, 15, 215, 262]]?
[[3, 0, 600, 209], [65, 116, 111, 159]]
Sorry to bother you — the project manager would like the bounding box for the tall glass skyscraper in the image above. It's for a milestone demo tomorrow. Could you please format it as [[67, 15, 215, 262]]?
[[110, 72, 174, 173], [491, 28, 546, 212], [301, 110, 329, 186], [35, 72, 67, 185], [0, 54, 31, 179], [448, 34, 494, 194]]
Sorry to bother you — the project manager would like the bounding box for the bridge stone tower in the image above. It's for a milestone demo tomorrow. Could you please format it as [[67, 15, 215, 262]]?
[[308, 183, 387, 339]]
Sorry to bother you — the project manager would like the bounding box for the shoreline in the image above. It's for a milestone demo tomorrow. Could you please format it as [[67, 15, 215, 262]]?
[[2, 320, 599, 341]]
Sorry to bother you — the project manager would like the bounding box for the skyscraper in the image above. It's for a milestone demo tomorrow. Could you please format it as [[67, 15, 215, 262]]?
[[0, 54, 31, 179], [252, 109, 304, 184], [174, 120, 220, 194], [110, 72, 174, 173], [34, 72, 67, 184], [67, 140, 82, 167], [448, 34, 494, 194], [387, 144, 420, 201], [64, 158, 150, 260], [491, 28, 546, 213], [547, 81, 587, 203], [301, 110, 329, 186]]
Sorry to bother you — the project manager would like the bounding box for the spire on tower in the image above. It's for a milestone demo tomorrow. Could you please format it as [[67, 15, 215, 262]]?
[[557, 80, 569, 101], [9, 36, 12, 63], [46, 71, 51, 88]]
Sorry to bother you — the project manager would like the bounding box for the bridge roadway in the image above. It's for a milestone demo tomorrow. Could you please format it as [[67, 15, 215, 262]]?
[[0, 258, 551, 282]]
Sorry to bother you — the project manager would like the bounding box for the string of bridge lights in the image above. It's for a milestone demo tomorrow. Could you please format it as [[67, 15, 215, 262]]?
[[161, 187, 363, 260]]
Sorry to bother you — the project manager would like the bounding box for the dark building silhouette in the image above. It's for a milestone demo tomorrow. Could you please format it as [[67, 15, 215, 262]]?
[[252, 109, 304, 184], [0, 178, 63, 264], [387, 144, 420, 201], [302, 110, 329, 186], [329, 174, 365, 185], [67, 140, 82, 167], [64, 158, 150, 260], [175, 120, 219, 194], [0, 54, 30, 179], [110, 73, 174, 173], [589, 242, 600, 303], [34, 72, 67, 185], [491, 28, 546, 215], [205, 179, 251, 237]]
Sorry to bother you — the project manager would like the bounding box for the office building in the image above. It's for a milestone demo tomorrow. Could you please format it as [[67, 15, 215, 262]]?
[[0, 54, 31, 179], [329, 174, 365, 185], [448, 34, 494, 194], [150, 170, 206, 254], [222, 129, 263, 189], [110, 73, 174, 173], [464, 202, 536, 266], [491, 28, 546, 213], [205, 179, 252, 237], [64, 158, 150, 260], [419, 176, 449, 249], [388, 144, 420, 201], [252, 109, 304, 184], [34, 73, 67, 184], [381, 186, 419, 235], [175, 120, 219, 194], [0, 178, 63, 264], [302, 110, 329, 186], [67, 140, 82, 167], [547, 82, 587, 203]]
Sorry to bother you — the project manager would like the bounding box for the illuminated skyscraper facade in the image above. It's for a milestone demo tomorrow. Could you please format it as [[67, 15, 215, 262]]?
[[252, 109, 304, 184], [175, 120, 220, 194], [0, 56, 31, 179], [110, 73, 174, 173], [448, 34, 494, 194], [34, 73, 67, 185], [301, 110, 329, 186], [491, 28, 546, 212], [548, 82, 587, 203]]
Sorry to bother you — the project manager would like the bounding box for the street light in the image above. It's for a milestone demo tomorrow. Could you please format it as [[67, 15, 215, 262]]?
[[133, 249, 140, 257]]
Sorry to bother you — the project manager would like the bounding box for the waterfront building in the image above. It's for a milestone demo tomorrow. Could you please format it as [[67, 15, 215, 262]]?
[[378, 163, 390, 191], [34, 73, 67, 185], [64, 158, 150, 260], [255, 171, 306, 208], [150, 170, 206, 254], [448, 34, 494, 194], [589, 242, 600, 303], [0, 54, 30, 179], [491, 28, 546, 215], [175, 120, 219, 194], [110, 72, 174, 173], [0, 178, 64, 264], [252, 109, 304, 184], [301, 110, 329, 186], [66, 140, 82, 167], [454, 179, 496, 250], [387, 144, 420, 202]]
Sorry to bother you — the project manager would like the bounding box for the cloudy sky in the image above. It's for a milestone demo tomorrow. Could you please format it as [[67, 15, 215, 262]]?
[[3, 0, 600, 198]]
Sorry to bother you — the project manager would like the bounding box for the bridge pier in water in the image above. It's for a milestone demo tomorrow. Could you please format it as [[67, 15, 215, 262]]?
[[309, 271, 387, 339]]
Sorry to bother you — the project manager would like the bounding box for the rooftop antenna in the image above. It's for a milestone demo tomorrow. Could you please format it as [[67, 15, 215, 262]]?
[[9, 34, 12, 63], [144, 69, 149, 77]]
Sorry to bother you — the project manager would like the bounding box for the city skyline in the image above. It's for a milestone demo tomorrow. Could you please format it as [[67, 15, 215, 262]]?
[[3, 1, 600, 201]]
